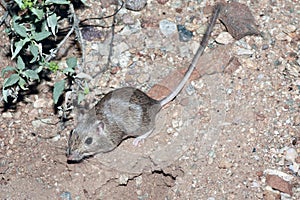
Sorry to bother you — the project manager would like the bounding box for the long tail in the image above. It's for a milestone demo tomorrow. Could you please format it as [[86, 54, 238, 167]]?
[[159, 4, 222, 107]]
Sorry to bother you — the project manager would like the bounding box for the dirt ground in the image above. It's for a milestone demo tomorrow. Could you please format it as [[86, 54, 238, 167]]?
[[1, 0, 300, 199]]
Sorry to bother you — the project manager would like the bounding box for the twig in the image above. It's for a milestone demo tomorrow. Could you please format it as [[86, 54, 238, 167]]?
[[92, 3, 120, 78], [0, 11, 8, 26], [45, 4, 77, 62], [0, 0, 7, 9], [73, 6, 84, 72], [0, 0, 9, 26], [79, 1, 124, 26]]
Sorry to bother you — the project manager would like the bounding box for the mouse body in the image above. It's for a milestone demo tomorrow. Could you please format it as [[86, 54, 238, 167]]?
[[67, 5, 222, 162]]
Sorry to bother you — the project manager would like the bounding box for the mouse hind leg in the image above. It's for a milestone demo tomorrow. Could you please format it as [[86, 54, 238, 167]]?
[[132, 129, 154, 146]]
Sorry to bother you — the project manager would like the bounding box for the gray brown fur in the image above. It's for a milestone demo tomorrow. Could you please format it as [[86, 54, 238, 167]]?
[[67, 5, 221, 162]]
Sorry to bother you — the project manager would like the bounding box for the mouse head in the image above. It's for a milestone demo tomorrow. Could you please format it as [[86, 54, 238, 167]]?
[[67, 109, 115, 162]]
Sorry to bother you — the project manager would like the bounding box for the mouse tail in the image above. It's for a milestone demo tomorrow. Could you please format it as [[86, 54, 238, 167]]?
[[159, 4, 221, 107]]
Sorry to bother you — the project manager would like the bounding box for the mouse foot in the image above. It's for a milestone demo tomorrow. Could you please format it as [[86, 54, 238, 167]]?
[[132, 129, 153, 146]]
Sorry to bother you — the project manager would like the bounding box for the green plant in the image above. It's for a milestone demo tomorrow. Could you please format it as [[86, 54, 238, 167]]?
[[1, 0, 85, 104]]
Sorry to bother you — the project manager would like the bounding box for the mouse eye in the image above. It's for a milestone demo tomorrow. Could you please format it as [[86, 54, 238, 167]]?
[[85, 137, 93, 145]]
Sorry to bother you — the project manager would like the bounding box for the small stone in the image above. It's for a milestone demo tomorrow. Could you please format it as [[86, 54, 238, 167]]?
[[263, 190, 281, 200], [293, 115, 300, 126], [266, 174, 293, 196], [236, 48, 255, 56], [185, 84, 195, 96], [218, 160, 232, 169], [177, 25, 193, 42], [262, 44, 269, 50], [215, 32, 234, 44], [32, 119, 44, 128], [60, 191, 72, 200], [33, 98, 48, 108], [275, 32, 291, 42], [157, 0, 169, 4], [288, 162, 299, 174], [118, 52, 131, 68], [159, 19, 177, 36], [120, 21, 141, 36], [285, 147, 298, 162], [13, 111, 22, 119], [285, 25, 297, 33], [137, 73, 150, 84], [264, 169, 294, 182], [114, 42, 130, 56], [122, 13, 135, 25], [125, 0, 147, 11], [2, 112, 12, 118], [119, 174, 129, 185]]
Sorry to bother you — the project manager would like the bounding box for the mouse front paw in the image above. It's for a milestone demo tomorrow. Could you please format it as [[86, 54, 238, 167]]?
[[132, 129, 153, 146]]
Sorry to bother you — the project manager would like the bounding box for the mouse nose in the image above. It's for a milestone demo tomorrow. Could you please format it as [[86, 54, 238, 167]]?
[[67, 151, 82, 162]]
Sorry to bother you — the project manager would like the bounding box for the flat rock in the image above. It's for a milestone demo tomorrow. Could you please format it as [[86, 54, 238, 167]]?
[[266, 174, 293, 196]]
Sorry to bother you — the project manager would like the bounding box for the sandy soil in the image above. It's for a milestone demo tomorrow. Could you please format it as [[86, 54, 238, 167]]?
[[0, 0, 299, 199]]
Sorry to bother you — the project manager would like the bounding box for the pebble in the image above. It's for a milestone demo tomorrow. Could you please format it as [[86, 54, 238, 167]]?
[[119, 174, 129, 185], [159, 19, 177, 36], [120, 20, 141, 36], [31, 118, 52, 128], [288, 163, 299, 174], [137, 73, 150, 84], [262, 44, 269, 50], [157, 0, 169, 5], [236, 48, 255, 56], [177, 25, 193, 42], [125, 0, 147, 11], [293, 115, 300, 126], [114, 42, 130, 57], [264, 169, 294, 182], [285, 147, 298, 163], [263, 190, 281, 200], [60, 191, 72, 200], [178, 45, 190, 58], [215, 32, 234, 44], [266, 174, 293, 196], [285, 24, 297, 33], [218, 160, 232, 169], [275, 32, 291, 42], [2, 112, 12, 118], [122, 13, 135, 25], [33, 98, 48, 108], [185, 84, 195, 96]]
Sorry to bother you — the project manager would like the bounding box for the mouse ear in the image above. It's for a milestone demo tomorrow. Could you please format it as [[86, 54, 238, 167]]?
[[97, 121, 105, 135]]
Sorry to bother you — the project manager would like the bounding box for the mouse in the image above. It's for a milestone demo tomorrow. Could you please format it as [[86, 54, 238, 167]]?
[[67, 4, 222, 162]]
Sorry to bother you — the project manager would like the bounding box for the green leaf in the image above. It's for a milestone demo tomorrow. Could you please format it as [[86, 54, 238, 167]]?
[[2, 89, 9, 102], [12, 37, 30, 59], [77, 92, 85, 104], [3, 74, 20, 88], [14, 0, 24, 9], [45, 0, 70, 5], [1, 66, 15, 77], [18, 77, 27, 90], [63, 67, 74, 74], [30, 44, 39, 63], [66, 57, 77, 69], [17, 56, 25, 71], [47, 13, 58, 36], [32, 31, 51, 41], [31, 8, 44, 20], [80, 0, 88, 5], [13, 22, 27, 38], [24, 69, 39, 81], [35, 65, 44, 73], [53, 80, 65, 104], [83, 84, 89, 94]]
